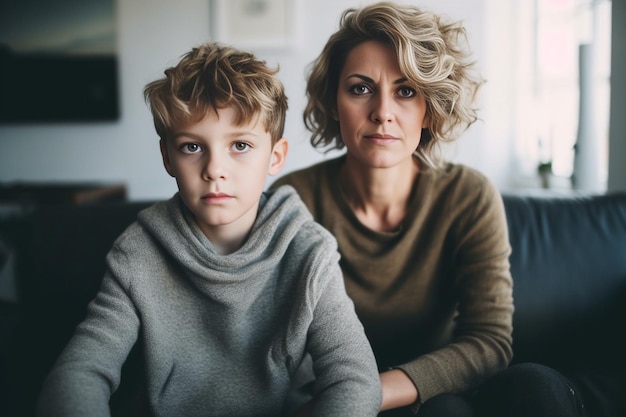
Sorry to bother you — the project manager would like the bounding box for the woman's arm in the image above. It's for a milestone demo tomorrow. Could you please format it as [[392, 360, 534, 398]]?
[[394, 179, 514, 404]]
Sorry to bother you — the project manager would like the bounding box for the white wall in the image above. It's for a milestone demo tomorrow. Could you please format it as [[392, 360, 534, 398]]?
[[0, 0, 522, 201]]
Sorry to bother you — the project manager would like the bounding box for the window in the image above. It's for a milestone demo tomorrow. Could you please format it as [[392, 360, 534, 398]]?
[[515, 0, 611, 191]]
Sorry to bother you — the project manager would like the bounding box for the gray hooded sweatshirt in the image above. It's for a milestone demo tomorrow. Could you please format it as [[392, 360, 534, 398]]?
[[36, 185, 381, 417]]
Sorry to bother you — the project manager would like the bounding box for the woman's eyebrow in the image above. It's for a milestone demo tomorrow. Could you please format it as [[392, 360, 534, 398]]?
[[344, 73, 409, 84], [345, 73, 374, 83]]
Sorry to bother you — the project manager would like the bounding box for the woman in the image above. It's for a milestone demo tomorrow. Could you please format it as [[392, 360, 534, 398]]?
[[273, 2, 584, 416]]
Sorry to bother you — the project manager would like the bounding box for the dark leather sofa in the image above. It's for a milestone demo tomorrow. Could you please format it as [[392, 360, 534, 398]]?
[[1, 191, 625, 416]]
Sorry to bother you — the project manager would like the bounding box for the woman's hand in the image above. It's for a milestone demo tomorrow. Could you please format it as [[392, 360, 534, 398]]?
[[379, 369, 419, 411]]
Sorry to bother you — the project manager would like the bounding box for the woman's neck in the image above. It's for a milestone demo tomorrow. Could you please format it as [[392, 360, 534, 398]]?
[[340, 156, 419, 232]]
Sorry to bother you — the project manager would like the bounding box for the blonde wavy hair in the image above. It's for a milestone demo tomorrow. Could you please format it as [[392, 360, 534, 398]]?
[[144, 42, 288, 144], [304, 1, 483, 167]]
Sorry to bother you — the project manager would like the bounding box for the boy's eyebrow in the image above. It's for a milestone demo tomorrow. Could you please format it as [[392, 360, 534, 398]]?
[[172, 131, 198, 140], [344, 73, 408, 85], [171, 132, 206, 142], [172, 130, 262, 140]]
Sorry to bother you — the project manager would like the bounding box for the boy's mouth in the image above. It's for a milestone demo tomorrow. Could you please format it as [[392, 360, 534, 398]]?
[[202, 192, 233, 203]]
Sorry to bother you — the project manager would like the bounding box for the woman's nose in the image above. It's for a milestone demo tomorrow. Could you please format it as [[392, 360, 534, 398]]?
[[370, 94, 394, 124]]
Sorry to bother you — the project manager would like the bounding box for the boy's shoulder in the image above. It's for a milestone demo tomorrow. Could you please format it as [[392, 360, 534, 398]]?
[[107, 198, 177, 260], [265, 186, 341, 287], [103, 198, 185, 289], [263, 184, 337, 249]]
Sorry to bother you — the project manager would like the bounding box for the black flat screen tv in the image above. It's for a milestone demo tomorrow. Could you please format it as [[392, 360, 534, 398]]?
[[0, 0, 119, 124]]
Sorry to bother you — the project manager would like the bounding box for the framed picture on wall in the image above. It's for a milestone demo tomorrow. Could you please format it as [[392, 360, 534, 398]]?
[[209, 0, 295, 50]]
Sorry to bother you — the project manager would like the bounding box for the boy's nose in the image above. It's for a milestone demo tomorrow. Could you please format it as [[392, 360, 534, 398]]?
[[203, 156, 226, 180]]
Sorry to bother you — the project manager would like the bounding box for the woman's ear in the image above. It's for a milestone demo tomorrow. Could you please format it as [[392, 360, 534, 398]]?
[[268, 138, 289, 176], [160, 139, 175, 177]]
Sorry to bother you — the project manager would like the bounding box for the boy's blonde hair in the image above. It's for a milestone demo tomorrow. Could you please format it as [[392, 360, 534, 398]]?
[[144, 42, 288, 144], [305, 1, 483, 168]]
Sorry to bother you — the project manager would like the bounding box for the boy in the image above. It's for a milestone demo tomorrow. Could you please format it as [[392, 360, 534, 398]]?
[[36, 42, 381, 416]]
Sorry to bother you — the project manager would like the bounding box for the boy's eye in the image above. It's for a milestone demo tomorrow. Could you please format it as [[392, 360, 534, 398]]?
[[181, 143, 202, 154], [349, 84, 371, 95], [231, 141, 250, 152], [398, 87, 416, 98]]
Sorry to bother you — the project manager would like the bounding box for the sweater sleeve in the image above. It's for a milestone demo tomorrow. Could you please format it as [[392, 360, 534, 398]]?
[[36, 251, 140, 417], [396, 179, 514, 405], [306, 252, 382, 416]]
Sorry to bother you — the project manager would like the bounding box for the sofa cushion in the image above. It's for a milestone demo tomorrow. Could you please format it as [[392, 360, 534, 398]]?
[[502, 192, 626, 372]]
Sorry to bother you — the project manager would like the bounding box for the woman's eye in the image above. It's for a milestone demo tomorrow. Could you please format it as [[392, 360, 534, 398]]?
[[231, 141, 250, 153], [181, 143, 202, 154], [398, 87, 416, 98], [350, 84, 371, 95]]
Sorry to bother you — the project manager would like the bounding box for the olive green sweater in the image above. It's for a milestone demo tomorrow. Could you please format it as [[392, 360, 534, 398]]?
[[272, 156, 514, 404]]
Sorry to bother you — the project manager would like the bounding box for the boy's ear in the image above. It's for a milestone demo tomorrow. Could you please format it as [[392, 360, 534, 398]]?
[[160, 139, 175, 177], [268, 138, 288, 176]]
